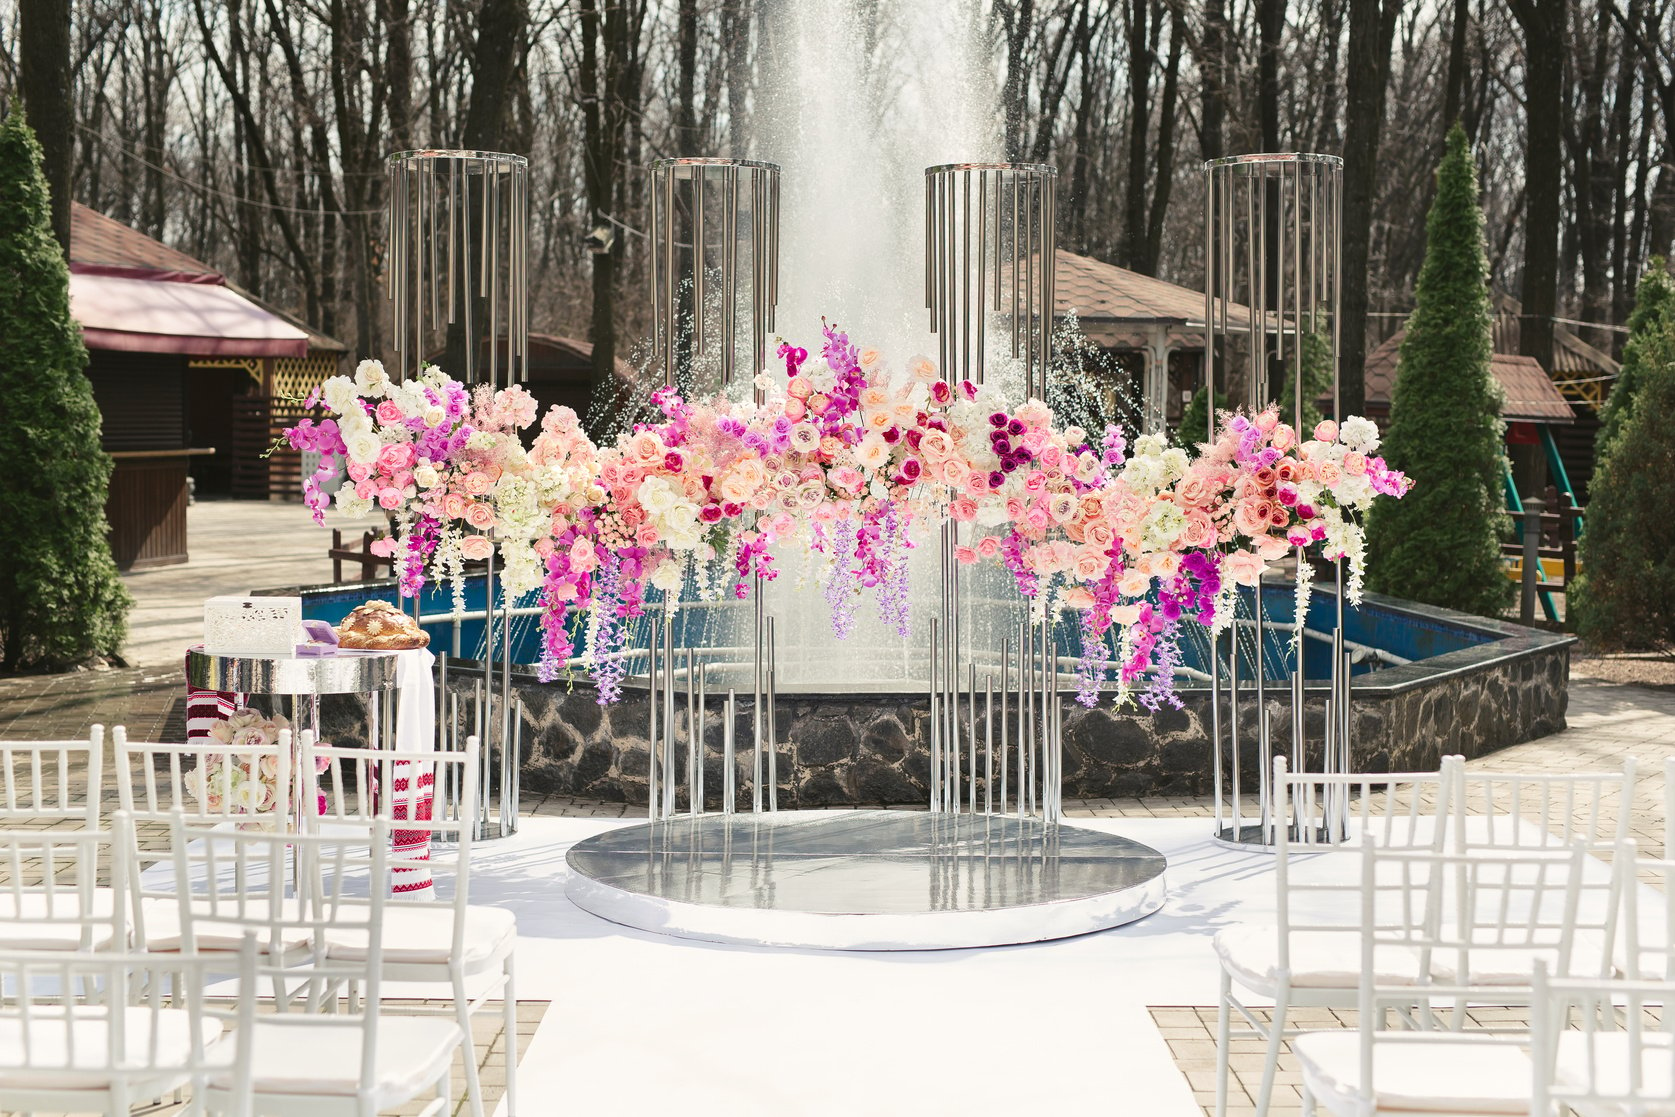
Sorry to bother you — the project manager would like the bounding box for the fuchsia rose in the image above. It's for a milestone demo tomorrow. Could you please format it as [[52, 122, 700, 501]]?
[[700, 504, 723, 523]]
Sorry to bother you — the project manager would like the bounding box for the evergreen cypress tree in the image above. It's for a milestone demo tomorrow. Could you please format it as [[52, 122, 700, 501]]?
[[1574, 313, 1675, 649], [0, 104, 131, 670], [1365, 124, 1512, 616], [1595, 259, 1674, 454]]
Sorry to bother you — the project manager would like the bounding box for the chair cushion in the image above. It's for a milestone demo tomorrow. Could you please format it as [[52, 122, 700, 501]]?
[[1293, 1031, 1534, 1114], [1432, 931, 1615, 986], [324, 903, 515, 970], [1214, 925, 1430, 992], [1553, 1031, 1675, 1115], [0, 1006, 222, 1090], [214, 1016, 461, 1105], [0, 888, 120, 951], [138, 896, 314, 952]]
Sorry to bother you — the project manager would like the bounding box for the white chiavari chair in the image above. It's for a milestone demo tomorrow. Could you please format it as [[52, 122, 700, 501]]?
[[1214, 755, 1459, 1117], [1293, 841, 1599, 1116], [113, 726, 303, 957], [1452, 760, 1635, 853], [0, 937, 256, 1117], [169, 814, 463, 1116], [1532, 963, 1675, 1117], [304, 730, 515, 1117], [0, 827, 125, 953], [0, 726, 105, 828]]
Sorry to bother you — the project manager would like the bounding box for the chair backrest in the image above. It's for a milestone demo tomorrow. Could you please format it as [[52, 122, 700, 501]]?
[[1451, 760, 1634, 853], [167, 814, 392, 1036], [113, 724, 293, 827], [0, 727, 104, 827], [1622, 854, 1675, 982], [0, 938, 256, 1116], [303, 730, 480, 953], [1665, 757, 1672, 861], [1532, 965, 1675, 1117], [0, 828, 125, 953], [1269, 755, 1457, 971]]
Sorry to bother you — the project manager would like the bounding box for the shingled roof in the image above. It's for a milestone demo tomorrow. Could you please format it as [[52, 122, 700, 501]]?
[[70, 203, 219, 278], [1363, 330, 1575, 423], [1053, 249, 1211, 325]]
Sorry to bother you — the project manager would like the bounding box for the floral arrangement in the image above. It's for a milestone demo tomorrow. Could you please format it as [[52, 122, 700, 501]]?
[[186, 708, 298, 817], [287, 320, 1410, 712]]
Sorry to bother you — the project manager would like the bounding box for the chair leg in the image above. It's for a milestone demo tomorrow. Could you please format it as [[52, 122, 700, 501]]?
[[1216, 970, 1234, 1117], [1299, 1080, 1317, 1117], [454, 969, 486, 1117], [1255, 985, 1290, 1117], [502, 954, 518, 1117]]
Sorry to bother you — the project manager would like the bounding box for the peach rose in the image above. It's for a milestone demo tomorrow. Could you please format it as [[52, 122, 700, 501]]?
[[465, 502, 495, 530], [460, 534, 494, 561]]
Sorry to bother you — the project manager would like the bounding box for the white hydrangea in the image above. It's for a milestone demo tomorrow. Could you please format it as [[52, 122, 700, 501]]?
[[1140, 502, 1187, 548], [1338, 416, 1380, 453]]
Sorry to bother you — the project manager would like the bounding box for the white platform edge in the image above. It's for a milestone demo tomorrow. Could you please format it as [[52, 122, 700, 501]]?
[[564, 862, 1170, 951]]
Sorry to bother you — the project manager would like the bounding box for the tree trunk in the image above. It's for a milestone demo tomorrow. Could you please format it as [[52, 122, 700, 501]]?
[[998, 0, 1034, 161], [1338, 0, 1402, 419], [677, 0, 699, 152], [1442, 0, 1470, 130], [1199, 0, 1226, 161], [1511, 0, 1567, 373], [1141, 3, 1184, 275], [19, 0, 73, 253], [1257, 0, 1284, 153], [1121, 0, 1151, 269]]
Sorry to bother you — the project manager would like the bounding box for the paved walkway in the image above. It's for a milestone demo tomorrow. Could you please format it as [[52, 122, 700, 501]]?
[[119, 499, 370, 667]]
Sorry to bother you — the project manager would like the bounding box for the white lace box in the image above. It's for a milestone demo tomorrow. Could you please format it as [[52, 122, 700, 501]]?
[[204, 596, 305, 655]]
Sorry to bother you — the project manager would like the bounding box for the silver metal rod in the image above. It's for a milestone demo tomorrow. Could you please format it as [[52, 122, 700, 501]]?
[[929, 615, 941, 812], [648, 613, 659, 819], [723, 688, 736, 815], [984, 673, 994, 815], [662, 605, 676, 820], [694, 166, 706, 358], [766, 615, 777, 812]]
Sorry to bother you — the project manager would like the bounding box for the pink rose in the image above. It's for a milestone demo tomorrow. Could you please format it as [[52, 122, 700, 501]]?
[[569, 539, 599, 571], [1084, 521, 1116, 549], [1024, 506, 1051, 532], [1223, 549, 1266, 586], [377, 487, 404, 510], [354, 479, 377, 500], [1314, 420, 1339, 442], [376, 400, 405, 425], [977, 535, 1002, 558], [464, 471, 494, 496], [1180, 509, 1217, 549], [460, 534, 494, 561], [441, 492, 468, 520], [784, 397, 807, 422], [635, 524, 660, 546], [1272, 424, 1295, 452], [347, 461, 372, 482], [376, 442, 415, 474], [954, 545, 979, 565], [1255, 410, 1279, 433], [1073, 549, 1105, 580], [1233, 501, 1269, 537], [1064, 586, 1096, 610], [1342, 451, 1367, 476], [465, 503, 495, 530], [950, 497, 978, 522]]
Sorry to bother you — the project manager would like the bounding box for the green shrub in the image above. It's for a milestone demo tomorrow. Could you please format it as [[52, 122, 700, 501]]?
[[1595, 259, 1674, 454], [0, 104, 131, 670], [1574, 311, 1675, 649], [1365, 124, 1513, 616]]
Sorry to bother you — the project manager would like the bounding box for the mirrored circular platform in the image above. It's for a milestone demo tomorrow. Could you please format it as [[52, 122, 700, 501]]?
[[565, 810, 1168, 950]]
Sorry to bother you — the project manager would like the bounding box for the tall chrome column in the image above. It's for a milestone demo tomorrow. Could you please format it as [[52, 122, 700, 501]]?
[[1204, 152, 1345, 850], [388, 149, 529, 840]]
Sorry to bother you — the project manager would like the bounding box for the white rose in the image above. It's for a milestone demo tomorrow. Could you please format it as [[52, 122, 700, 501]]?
[[649, 562, 685, 591], [353, 359, 389, 397], [423, 405, 446, 428], [321, 376, 356, 414], [345, 430, 382, 463], [413, 463, 440, 489]]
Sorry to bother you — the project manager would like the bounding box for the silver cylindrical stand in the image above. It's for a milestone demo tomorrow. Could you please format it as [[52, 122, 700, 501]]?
[[924, 162, 1057, 397], [388, 148, 529, 840], [1203, 152, 1347, 850]]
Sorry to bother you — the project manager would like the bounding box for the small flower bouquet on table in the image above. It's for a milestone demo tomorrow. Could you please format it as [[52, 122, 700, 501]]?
[[187, 708, 327, 823]]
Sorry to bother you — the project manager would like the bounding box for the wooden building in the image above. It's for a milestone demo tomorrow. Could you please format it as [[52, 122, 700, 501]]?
[[67, 204, 344, 568]]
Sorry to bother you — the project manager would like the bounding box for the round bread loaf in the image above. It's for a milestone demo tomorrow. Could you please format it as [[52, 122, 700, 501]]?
[[336, 600, 430, 650]]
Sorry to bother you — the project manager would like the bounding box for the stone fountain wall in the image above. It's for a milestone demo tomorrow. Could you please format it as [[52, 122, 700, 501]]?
[[427, 630, 1570, 805]]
